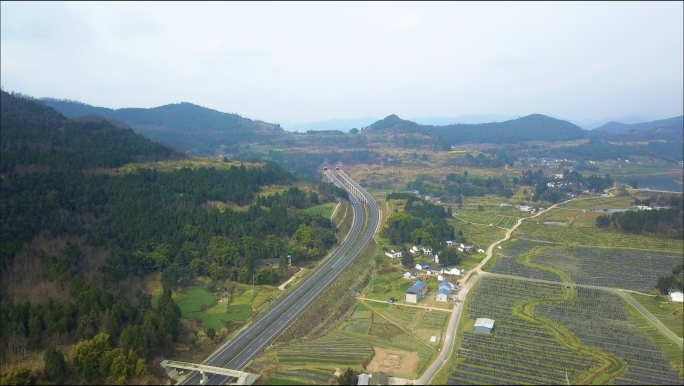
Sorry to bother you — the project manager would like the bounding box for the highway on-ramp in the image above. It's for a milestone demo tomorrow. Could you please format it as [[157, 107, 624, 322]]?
[[181, 171, 379, 385]]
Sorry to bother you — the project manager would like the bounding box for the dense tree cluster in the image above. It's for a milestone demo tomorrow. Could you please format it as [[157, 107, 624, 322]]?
[[407, 172, 513, 199], [1, 91, 179, 172], [596, 195, 683, 239], [518, 169, 614, 202], [381, 197, 455, 252], [656, 264, 683, 294]]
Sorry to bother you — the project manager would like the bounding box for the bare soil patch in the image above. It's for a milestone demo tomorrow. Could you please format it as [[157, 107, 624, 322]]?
[[367, 348, 420, 378]]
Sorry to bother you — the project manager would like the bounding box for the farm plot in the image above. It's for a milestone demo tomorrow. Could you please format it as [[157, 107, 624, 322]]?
[[270, 369, 332, 385], [449, 221, 507, 252], [449, 278, 599, 385], [484, 240, 561, 282], [454, 209, 520, 228], [366, 302, 448, 348], [536, 287, 682, 385], [532, 246, 683, 292], [513, 220, 682, 252]]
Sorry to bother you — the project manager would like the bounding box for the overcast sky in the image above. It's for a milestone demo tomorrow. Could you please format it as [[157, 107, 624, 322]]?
[[2, 2, 682, 125]]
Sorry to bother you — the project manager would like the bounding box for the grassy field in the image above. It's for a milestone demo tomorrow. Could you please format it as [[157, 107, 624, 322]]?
[[628, 293, 684, 338], [305, 202, 337, 218], [452, 206, 527, 229], [113, 157, 258, 174]]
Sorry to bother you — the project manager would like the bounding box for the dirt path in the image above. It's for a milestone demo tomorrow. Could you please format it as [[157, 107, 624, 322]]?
[[358, 297, 452, 312], [278, 268, 305, 291]]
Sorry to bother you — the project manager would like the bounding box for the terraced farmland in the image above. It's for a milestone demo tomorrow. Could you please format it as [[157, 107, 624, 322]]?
[[532, 246, 683, 292], [447, 277, 683, 385], [454, 209, 521, 228], [536, 287, 682, 385], [484, 240, 561, 282], [513, 220, 682, 252], [449, 278, 598, 385]]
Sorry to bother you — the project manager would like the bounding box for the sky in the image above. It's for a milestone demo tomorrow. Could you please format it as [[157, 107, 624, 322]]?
[[1, 2, 682, 125]]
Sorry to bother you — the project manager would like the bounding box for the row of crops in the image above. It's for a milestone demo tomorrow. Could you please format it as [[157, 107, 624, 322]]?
[[485, 240, 561, 282], [536, 287, 681, 385], [447, 278, 683, 385], [455, 209, 520, 229], [449, 278, 596, 385], [271, 369, 333, 384], [513, 220, 683, 252], [532, 246, 683, 292]]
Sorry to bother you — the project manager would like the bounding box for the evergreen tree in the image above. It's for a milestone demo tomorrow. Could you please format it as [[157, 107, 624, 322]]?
[[43, 346, 67, 383]]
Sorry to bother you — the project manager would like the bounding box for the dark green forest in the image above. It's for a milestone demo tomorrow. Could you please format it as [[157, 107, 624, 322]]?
[[42, 98, 287, 153], [0, 91, 348, 384]]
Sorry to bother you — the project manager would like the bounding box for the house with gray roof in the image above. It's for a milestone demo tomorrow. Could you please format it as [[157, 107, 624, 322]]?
[[406, 280, 428, 303]]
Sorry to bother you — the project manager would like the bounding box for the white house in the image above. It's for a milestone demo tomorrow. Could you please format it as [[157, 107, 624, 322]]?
[[357, 374, 370, 385], [434, 254, 439, 264], [385, 250, 402, 258], [445, 240, 454, 246], [423, 247, 433, 255], [437, 274, 444, 281], [436, 288, 450, 302], [460, 243, 465, 249], [410, 246, 420, 254], [415, 264, 423, 270], [458, 248, 464, 252], [477, 249, 485, 253], [403, 272, 412, 279], [670, 290, 684, 303], [441, 267, 461, 276], [519, 205, 532, 212], [463, 244, 474, 253]]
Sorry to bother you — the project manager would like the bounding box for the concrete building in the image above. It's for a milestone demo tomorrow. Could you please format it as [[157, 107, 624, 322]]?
[[357, 373, 370, 385], [670, 290, 684, 303], [436, 288, 450, 302], [385, 250, 402, 258], [406, 280, 428, 303], [474, 318, 495, 334]]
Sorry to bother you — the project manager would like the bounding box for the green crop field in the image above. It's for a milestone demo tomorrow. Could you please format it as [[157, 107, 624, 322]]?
[[446, 277, 683, 385], [628, 293, 684, 338], [453, 209, 521, 228], [513, 220, 682, 252]]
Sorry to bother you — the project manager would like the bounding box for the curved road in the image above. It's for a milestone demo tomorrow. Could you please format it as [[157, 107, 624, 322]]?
[[182, 171, 379, 385]]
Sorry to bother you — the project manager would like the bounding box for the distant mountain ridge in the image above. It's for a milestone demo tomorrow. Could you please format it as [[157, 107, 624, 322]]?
[[285, 117, 378, 132], [594, 115, 683, 133], [365, 113, 587, 144], [43, 98, 286, 152], [411, 114, 516, 126]]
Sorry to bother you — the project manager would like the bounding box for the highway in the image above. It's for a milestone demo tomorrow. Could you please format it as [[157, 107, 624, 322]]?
[[182, 170, 379, 385]]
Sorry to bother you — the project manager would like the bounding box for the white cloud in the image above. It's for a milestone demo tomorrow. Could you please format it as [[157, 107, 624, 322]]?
[[1, 2, 682, 123]]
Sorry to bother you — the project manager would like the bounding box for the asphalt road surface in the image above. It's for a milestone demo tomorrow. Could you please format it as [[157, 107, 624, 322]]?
[[182, 171, 379, 385]]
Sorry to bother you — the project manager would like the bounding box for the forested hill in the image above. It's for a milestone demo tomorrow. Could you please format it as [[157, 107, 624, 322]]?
[[426, 114, 587, 144], [1, 91, 179, 172], [43, 98, 287, 152], [363, 114, 587, 145], [594, 115, 683, 133]]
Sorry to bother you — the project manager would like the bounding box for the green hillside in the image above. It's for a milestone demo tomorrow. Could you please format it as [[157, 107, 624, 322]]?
[[43, 98, 287, 152]]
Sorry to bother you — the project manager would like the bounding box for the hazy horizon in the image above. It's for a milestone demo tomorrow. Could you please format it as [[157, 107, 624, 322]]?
[[2, 2, 682, 124]]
